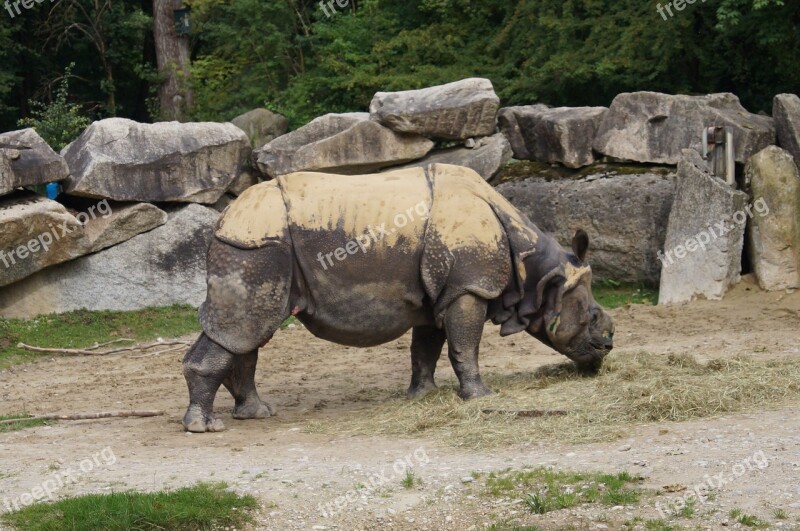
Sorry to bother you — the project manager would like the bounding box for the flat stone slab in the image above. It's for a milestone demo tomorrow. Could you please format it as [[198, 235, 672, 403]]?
[[659, 150, 749, 304], [370, 78, 500, 140], [63, 118, 251, 204]]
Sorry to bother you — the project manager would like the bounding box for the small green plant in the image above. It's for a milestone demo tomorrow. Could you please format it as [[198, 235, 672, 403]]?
[[0, 482, 257, 531], [644, 519, 678, 531], [676, 497, 695, 517], [486, 468, 643, 515], [772, 508, 787, 520], [17, 63, 90, 151], [729, 508, 768, 528], [401, 469, 417, 489]]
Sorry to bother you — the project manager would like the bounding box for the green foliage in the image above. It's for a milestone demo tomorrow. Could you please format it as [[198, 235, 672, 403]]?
[[0, 482, 257, 531], [17, 64, 90, 150], [1, 0, 798, 130]]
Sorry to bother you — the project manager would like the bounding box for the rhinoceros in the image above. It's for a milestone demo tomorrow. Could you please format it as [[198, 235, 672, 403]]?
[[182, 163, 614, 432]]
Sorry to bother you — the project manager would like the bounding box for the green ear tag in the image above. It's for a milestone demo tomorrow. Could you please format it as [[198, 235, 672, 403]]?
[[549, 313, 561, 333]]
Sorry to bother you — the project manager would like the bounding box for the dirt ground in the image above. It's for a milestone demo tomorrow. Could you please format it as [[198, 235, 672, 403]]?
[[1, 277, 799, 530]]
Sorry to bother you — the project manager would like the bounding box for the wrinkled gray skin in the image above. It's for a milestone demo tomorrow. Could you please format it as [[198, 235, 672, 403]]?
[[182, 210, 614, 433]]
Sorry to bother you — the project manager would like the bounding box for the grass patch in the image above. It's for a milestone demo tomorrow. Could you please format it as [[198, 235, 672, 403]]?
[[0, 482, 257, 531], [307, 351, 800, 449], [484, 468, 643, 514], [729, 508, 768, 528], [0, 306, 201, 369], [0, 413, 48, 433], [593, 281, 657, 309], [0, 308, 301, 370], [401, 469, 417, 489]]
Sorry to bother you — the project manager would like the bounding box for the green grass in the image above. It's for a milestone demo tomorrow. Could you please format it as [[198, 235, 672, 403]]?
[[729, 508, 769, 528], [773, 508, 787, 520], [484, 468, 643, 514], [0, 414, 48, 433], [401, 469, 417, 489], [0, 306, 201, 369], [593, 280, 657, 309], [0, 482, 257, 531]]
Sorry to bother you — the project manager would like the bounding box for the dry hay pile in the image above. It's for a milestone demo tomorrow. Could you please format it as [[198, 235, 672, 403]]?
[[308, 352, 800, 449]]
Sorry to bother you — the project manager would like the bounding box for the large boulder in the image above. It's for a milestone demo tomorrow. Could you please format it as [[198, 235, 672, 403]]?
[[496, 169, 676, 283], [773, 94, 800, 169], [0, 194, 168, 288], [256, 113, 433, 178], [369, 78, 500, 140], [230, 108, 289, 149], [389, 133, 512, 181], [0, 204, 217, 318], [0, 193, 86, 287], [594, 92, 775, 165], [0, 128, 70, 196], [498, 105, 607, 168], [658, 150, 749, 304], [744, 146, 800, 291], [63, 118, 251, 204]]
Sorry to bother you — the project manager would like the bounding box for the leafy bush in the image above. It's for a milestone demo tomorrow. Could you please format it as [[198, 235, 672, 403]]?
[[17, 64, 90, 151]]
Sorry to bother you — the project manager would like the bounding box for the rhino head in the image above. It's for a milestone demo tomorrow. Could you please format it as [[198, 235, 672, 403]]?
[[496, 229, 615, 374]]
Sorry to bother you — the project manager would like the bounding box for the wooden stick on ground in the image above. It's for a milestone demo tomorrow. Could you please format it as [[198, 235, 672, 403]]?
[[482, 409, 568, 418], [16, 340, 191, 356], [0, 410, 165, 425]]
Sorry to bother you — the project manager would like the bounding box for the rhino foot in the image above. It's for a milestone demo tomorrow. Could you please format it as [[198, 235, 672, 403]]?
[[407, 382, 438, 399], [232, 399, 275, 420], [182, 406, 226, 433], [459, 384, 495, 401]]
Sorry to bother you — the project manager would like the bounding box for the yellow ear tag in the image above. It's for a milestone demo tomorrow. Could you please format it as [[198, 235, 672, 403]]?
[[549, 313, 561, 333]]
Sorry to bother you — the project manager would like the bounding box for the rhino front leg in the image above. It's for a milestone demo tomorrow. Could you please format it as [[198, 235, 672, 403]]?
[[407, 326, 446, 399], [223, 351, 276, 420], [444, 294, 494, 400], [182, 333, 235, 433]]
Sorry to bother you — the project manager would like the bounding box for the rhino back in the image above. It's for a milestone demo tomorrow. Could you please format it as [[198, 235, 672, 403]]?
[[279, 168, 434, 345]]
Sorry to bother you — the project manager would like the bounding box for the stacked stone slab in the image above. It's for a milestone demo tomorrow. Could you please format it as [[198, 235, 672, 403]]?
[[256, 113, 434, 178], [370, 78, 500, 140], [744, 146, 800, 291], [0, 205, 218, 318], [0, 128, 69, 195], [659, 150, 749, 304], [497, 170, 676, 283], [230, 108, 289, 149], [63, 118, 251, 204], [774, 94, 800, 170], [594, 92, 775, 165], [498, 105, 607, 168], [390, 133, 512, 180]]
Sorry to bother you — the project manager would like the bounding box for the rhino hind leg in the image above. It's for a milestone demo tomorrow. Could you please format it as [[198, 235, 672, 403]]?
[[444, 294, 494, 400], [223, 351, 275, 419], [407, 326, 446, 399], [182, 333, 236, 433]]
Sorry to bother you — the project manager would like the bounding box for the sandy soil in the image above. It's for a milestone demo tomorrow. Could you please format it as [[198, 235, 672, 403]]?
[[1, 278, 799, 530]]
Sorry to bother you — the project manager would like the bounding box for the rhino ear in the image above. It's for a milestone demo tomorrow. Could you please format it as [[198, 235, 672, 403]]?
[[572, 229, 589, 262]]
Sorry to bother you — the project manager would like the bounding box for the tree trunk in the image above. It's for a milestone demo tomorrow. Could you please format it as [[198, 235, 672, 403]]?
[[152, 0, 192, 121]]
